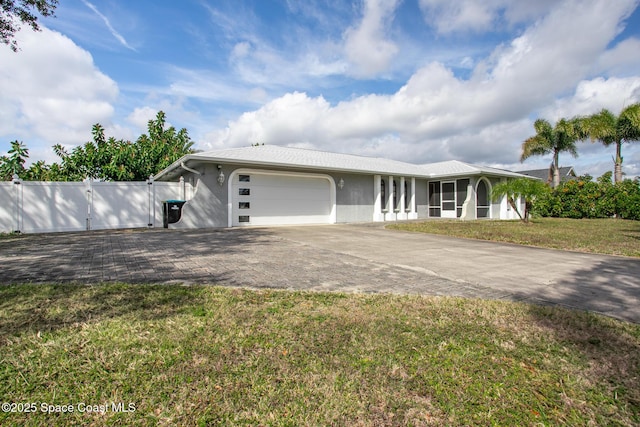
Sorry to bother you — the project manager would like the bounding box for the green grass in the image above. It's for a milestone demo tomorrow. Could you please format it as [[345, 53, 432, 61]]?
[[1, 284, 639, 426], [388, 218, 640, 257], [0, 231, 20, 240]]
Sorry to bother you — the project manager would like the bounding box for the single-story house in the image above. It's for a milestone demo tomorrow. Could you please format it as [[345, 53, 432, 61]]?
[[153, 145, 532, 228]]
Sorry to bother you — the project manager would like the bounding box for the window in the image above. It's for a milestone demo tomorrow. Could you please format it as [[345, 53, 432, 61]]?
[[476, 179, 490, 218], [381, 179, 387, 211], [393, 180, 398, 210], [239, 175, 250, 182], [238, 202, 250, 209], [442, 182, 455, 211], [428, 181, 441, 217], [456, 179, 469, 217], [238, 188, 250, 196], [238, 215, 250, 223], [404, 180, 409, 210]]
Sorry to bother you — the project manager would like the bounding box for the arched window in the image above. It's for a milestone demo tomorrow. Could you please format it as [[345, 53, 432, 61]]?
[[381, 179, 386, 211], [476, 179, 491, 218]]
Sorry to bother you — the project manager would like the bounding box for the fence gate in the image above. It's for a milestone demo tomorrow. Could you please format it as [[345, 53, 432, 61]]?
[[0, 178, 189, 234]]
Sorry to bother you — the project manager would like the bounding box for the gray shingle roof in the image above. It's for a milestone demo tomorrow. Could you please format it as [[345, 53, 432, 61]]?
[[518, 167, 576, 182], [155, 145, 530, 180]]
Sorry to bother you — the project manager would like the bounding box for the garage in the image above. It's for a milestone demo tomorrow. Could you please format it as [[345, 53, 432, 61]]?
[[229, 169, 336, 226]]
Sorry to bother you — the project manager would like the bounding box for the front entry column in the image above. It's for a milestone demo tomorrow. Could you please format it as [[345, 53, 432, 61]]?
[[409, 177, 417, 219], [373, 175, 384, 222], [398, 177, 408, 220], [385, 175, 396, 221]]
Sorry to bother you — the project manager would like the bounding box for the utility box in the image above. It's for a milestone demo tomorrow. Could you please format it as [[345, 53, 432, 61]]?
[[163, 200, 186, 228]]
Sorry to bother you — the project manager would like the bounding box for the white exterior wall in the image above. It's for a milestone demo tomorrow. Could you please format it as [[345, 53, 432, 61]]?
[[0, 179, 190, 234]]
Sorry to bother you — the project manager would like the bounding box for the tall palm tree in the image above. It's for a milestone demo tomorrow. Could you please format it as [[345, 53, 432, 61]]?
[[521, 118, 580, 188], [581, 103, 640, 183]]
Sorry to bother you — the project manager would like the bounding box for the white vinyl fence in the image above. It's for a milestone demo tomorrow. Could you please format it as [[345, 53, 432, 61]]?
[[0, 177, 192, 234]]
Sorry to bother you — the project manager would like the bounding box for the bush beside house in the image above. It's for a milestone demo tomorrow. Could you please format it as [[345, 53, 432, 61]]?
[[533, 172, 640, 220]]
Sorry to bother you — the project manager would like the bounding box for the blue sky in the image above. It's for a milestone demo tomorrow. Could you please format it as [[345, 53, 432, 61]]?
[[1, 0, 640, 178]]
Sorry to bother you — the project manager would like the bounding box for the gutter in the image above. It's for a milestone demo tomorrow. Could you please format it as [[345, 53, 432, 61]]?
[[180, 161, 201, 176]]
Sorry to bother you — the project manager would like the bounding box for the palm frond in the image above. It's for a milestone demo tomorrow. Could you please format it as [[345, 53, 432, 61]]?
[[584, 109, 617, 146], [619, 103, 640, 142]]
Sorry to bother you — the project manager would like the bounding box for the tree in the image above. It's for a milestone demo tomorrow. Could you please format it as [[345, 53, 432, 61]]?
[[0, 140, 29, 180], [491, 178, 549, 223], [521, 118, 580, 188], [54, 111, 194, 181], [581, 103, 640, 183], [133, 111, 194, 180], [1, 0, 58, 52]]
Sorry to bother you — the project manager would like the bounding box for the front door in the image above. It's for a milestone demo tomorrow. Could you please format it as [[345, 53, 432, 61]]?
[[441, 181, 456, 218]]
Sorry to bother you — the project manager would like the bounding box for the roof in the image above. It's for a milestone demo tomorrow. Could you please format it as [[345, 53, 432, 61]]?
[[422, 160, 526, 178], [518, 166, 576, 182], [154, 145, 530, 180]]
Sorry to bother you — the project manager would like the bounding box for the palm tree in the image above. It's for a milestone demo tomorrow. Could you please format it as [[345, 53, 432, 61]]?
[[521, 118, 580, 188], [581, 103, 640, 183], [491, 178, 549, 223]]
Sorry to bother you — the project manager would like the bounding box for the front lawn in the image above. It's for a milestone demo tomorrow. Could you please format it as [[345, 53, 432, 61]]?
[[388, 218, 640, 257], [1, 284, 638, 426]]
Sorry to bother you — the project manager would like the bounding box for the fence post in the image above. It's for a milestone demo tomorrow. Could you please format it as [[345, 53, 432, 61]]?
[[147, 175, 154, 228], [85, 178, 92, 231], [12, 174, 21, 233]]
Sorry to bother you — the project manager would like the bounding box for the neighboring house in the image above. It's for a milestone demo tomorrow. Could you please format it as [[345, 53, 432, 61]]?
[[518, 166, 577, 185], [154, 145, 532, 228]]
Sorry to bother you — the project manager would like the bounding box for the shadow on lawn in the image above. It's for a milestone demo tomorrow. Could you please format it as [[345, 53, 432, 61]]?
[[0, 227, 287, 339], [524, 259, 640, 415], [0, 283, 208, 340]]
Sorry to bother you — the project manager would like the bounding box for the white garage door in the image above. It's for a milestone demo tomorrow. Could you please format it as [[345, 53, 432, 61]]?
[[230, 170, 335, 226]]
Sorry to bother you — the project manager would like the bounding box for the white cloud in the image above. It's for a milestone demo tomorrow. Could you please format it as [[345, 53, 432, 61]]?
[[343, 0, 401, 77], [127, 107, 158, 131], [542, 76, 640, 120], [419, 0, 562, 34], [0, 26, 118, 149], [596, 38, 640, 76], [204, 0, 640, 177], [81, 0, 136, 51]]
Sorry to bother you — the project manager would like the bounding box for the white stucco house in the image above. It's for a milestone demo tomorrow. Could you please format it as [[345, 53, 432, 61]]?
[[153, 145, 531, 228]]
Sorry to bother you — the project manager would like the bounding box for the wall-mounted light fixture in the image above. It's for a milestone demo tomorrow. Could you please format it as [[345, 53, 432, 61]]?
[[338, 178, 345, 189], [217, 165, 225, 186]]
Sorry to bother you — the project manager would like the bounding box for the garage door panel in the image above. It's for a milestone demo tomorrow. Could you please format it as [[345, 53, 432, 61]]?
[[250, 186, 328, 201], [231, 171, 334, 226]]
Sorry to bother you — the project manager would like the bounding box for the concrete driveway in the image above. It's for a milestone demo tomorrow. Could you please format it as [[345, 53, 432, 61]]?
[[1, 224, 639, 323]]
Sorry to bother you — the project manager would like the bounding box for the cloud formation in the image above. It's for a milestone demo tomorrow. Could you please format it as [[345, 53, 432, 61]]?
[[81, 0, 136, 51], [1, 0, 639, 179], [0, 26, 118, 154], [205, 0, 640, 175], [343, 0, 401, 77]]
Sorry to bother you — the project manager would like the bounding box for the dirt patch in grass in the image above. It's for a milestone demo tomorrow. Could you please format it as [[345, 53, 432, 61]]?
[[388, 218, 640, 257], [1, 284, 638, 426]]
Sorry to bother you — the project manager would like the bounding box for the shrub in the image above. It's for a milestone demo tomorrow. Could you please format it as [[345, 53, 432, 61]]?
[[532, 172, 640, 220]]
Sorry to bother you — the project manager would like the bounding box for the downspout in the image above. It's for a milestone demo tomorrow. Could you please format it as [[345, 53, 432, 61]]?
[[180, 162, 201, 176]]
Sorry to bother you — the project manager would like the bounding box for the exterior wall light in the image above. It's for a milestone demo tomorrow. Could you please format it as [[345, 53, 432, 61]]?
[[338, 178, 344, 189], [217, 165, 225, 186]]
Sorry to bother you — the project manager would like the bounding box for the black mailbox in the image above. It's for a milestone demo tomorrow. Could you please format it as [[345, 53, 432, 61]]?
[[163, 200, 186, 228]]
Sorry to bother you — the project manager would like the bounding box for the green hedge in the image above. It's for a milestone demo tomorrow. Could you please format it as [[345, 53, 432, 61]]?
[[532, 172, 640, 220]]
